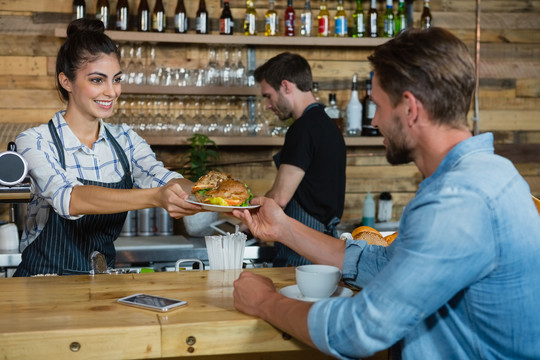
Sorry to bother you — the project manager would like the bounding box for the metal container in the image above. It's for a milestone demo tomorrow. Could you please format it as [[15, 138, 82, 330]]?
[[137, 208, 155, 237], [155, 207, 173, 236], [120, 210, 137, 237]]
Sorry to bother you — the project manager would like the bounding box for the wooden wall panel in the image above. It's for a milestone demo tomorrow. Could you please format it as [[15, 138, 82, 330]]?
[[0, 0, 538, 225]]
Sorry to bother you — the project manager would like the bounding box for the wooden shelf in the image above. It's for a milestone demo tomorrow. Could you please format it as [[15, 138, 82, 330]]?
[[144, 135, 383, 147], [122, 84, 260, 96], [55, 28, 388, 47]]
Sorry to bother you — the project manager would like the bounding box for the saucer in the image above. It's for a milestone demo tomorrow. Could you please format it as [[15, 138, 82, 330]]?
[[279, 284, 354, 302]]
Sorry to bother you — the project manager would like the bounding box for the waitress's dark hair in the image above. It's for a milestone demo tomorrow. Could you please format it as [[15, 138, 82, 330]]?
[[56, 18, 120, 102]]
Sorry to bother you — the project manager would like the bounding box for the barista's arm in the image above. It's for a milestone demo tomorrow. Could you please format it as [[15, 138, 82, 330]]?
[[265, 164, 305, 208]]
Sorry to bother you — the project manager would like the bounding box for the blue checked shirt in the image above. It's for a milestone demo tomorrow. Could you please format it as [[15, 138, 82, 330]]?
[[16, 111, 182, 251], [307, 133, 540, 359]]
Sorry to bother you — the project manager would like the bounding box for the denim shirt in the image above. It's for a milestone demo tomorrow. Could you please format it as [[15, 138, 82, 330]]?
[[308, 133, 540, 359]]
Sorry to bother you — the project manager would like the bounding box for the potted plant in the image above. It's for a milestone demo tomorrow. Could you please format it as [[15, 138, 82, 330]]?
[[181, 134, 220, 237]]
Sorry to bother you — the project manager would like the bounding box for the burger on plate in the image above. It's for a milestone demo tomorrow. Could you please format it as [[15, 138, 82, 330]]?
[[192, 171, 253, 207]]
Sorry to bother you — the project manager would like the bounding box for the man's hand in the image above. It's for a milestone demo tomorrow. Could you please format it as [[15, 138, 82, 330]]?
[[231, 197, 290, 243], [233, 271, 278, 316]]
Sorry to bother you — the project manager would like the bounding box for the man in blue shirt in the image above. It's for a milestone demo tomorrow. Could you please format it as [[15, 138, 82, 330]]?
[[231, 27, 540, 359]]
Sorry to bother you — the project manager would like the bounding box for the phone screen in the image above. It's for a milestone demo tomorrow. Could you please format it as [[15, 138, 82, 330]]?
[[118, 294, 187, 312]]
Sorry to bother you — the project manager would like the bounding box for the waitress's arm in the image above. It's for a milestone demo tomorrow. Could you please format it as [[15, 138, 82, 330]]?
[[69, 178, 201, 218]]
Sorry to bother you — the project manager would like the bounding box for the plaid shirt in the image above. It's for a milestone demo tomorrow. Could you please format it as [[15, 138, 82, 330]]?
[[16, 111, 182, 250]]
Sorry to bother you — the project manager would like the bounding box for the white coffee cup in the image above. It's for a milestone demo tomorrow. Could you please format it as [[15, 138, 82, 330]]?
[[0, 223, 19, 252], [296, 264, 341, 299]]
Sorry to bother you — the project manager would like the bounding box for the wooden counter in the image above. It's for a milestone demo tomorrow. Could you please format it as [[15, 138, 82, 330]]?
[[0, 268, 387, 360]]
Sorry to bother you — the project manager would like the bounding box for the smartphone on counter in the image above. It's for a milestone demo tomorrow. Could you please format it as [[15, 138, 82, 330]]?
[[118, 293, 187, 312]]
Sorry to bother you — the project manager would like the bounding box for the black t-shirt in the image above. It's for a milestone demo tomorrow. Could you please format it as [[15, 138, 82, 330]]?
[[277, 104, 346, 224]]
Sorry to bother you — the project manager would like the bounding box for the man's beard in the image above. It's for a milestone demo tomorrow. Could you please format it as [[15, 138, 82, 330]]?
[[385, 115, 414, 165], [275, 93, 293, 121]]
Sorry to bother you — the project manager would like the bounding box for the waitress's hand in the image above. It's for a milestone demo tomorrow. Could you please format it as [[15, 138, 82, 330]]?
[[158, 178, 201, 218], [231, 197, 290, 243]]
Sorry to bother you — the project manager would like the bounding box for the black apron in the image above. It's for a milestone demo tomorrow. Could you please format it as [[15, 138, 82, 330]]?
[[272, 152, 340, 268], [14, 121, 133, 276]]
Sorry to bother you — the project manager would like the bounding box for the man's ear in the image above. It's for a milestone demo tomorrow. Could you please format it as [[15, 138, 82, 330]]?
[[58, 72, 72, 94], [281, 80, 293, 94], [402, 91, 419, 128]]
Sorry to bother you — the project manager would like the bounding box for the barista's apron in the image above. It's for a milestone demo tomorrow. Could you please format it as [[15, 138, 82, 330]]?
[[272, 152, 340, 268], [14, 121, 133, 276]]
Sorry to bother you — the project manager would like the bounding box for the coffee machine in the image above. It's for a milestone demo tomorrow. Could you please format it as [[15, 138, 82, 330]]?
[[0, 142, 31, 275]]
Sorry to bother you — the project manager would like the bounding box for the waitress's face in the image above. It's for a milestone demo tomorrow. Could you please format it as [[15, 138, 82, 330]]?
[[63, 53, 122, 121]]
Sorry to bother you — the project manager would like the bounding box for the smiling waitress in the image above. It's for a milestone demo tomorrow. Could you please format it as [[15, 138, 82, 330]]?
[[13, 19, 201, 276]]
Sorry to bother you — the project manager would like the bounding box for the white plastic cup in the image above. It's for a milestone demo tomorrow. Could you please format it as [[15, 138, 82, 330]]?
[[0, 223, 19, 252], [296, 264, 341, 300]]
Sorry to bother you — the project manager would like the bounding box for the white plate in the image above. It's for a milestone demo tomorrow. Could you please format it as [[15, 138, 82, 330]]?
[[279, 284, 354, 302], [185, 198, 260, 212]]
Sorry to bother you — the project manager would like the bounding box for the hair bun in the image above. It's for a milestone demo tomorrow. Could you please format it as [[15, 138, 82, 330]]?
[[67, 18, 105, 38]]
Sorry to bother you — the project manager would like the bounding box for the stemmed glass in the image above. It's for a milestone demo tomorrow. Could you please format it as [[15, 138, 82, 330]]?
[[221, 97, 234, 136], [146, 46, 160, 86], [234, 47, 247, 87], [205, 46, 220, 86], [236, 97, 250, 136], [221, 47, 233, 87]]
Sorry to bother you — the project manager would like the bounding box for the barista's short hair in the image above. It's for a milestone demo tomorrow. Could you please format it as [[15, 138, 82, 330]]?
[[254, 52, 313, 92], [369, 27, 476, 129]]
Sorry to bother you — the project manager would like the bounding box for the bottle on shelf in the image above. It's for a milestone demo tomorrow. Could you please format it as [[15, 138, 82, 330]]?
[[73, 0, 86, 20], [115, 0, 129, 31], [346, 73, 362, 136], [284, 0, 296, 37], [312, 82, 320, 103], [96, 0, 110, 29], [300, 0, 312, 37], [334, 0, 347, 37], [220, 1, 234, 35], [137, 0, 150, 32], [325, 93, 343, 134], [395, 0, 407, 33], [244, 0, 257, 36], [362, 77, 380, 136], [362, 191, 375, 227], [317, 0, 330, 37], [174, 0, 188, 33], [265, 0, 279, 36], [368, 0, 378, 37], [383, 0, 395, 37], [152, 0, 166, 33], [352, 0, 365, 38], [421, 0, 432, 29], [196, 0, 209, 34]]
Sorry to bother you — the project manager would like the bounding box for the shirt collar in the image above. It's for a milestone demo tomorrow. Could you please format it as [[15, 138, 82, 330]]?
[[53, 111, 108, 152], [419, 133, 494, 190]]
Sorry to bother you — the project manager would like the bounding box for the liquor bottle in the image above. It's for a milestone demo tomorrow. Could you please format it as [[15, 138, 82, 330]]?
[[137, 0, 150, 32], [244, 0, 257, 36], [317, 0, 330, 37], [325, 93, 343, 134], [152, 0, 166, 32], [96, 0, 110, 29], [174, 0, 188, 33], [383, 0, 395, 37], [196, 0, 209, 34], [284, 0, 296, 37], [352, 0, 364, 38], [362, 78, 380, 136], [115, 0, 129, 31], [220, 1, 234, 35], [395, 0, 407, 33], [73, 0, 86, 20], [300, 0, 312, 36], [346, 73, 362, 136], [368, 0, 378, 37], [265, 0, 279, 36], [334, 0, 347, 37], [421, 0, 432, 29]]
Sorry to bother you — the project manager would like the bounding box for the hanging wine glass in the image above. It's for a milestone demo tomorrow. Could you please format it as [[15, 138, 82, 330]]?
[[220, 46, 233, 87], [235, 47, 247, 87], [205, 46, 220, 86]]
